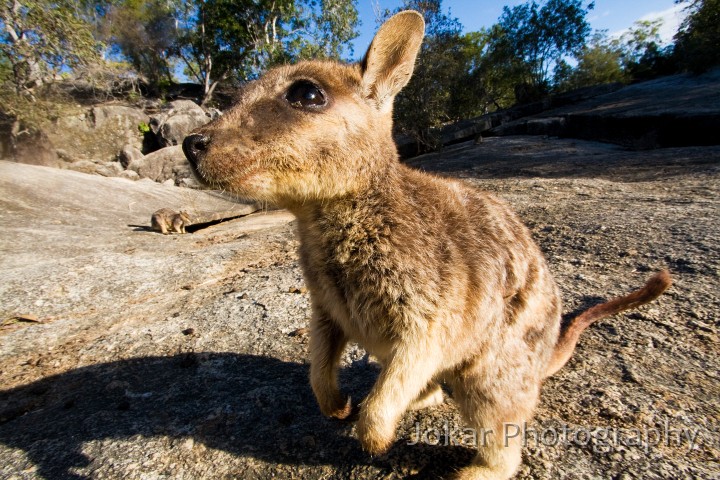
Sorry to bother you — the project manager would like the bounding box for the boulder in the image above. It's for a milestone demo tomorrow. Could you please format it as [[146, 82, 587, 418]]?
[[119, 144, 144, 168], [64, 159, 124, 178], [149, 100, 210, 148], [90, 105, 148, 130], [172, 161, 200, 188], [95, 161, 124, 177], [10, 129, 61, 168], [65, 159, 100, 175], [45, 104, 149, 163], [118, 169, 140, 181], [128, 145, 195, 185]]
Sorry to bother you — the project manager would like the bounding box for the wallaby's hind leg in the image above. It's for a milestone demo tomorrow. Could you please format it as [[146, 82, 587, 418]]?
[[448, 360, 541, 480]]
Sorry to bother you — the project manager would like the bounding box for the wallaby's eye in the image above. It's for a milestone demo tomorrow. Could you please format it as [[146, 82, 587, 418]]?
[[286, 80, 327, 109]]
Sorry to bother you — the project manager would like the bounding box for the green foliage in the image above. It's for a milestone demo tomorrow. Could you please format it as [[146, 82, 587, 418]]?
[[390, 0, 596, 146], [673, 0, 720, 72], [491, 0, 593, 99], [445, 31, 499, 118], [618, 19, 674, 80], [0, 0, 103, 144], [473, 24, 529, 107], [0, 0, 102, 94], [0, 0, 361, 112], [138, 121, 151, 134], [388, 0, 595, 146], [101, 0, 181, 93], [0, 0, 710, 155], [77, 61, 142, 98], [296, 0, 361, 60], [0, 81, 82, 138], [390, 1, 477, 146], [556, 32, 629, 89], [175, 0, 359, 105]]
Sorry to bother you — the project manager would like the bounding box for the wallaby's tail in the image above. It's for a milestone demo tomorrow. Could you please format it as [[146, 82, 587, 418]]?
[[545, 270, 672, 378]]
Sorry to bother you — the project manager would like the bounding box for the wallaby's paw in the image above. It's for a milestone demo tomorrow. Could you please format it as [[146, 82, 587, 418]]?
[[357, 416, 395, 455], [319, 395, 354, 420], [447, 466, 506, 480], [329, 396, 354, 420]]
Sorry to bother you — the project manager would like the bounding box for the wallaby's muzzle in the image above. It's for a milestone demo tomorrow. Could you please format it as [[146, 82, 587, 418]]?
[[182, 133, 210, 170]]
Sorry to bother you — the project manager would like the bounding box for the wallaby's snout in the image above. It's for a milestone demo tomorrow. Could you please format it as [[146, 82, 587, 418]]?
[[182, 133, 209, 169]]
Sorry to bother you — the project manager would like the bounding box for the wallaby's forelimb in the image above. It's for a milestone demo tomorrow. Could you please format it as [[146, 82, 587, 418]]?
[[545, 270, 672, 378]]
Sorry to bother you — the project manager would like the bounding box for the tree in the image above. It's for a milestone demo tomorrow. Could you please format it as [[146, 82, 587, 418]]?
[[296, 0, 360, 60], [618, 18, 675, 79], [474, 24, 529, 108], [0, 0, 101, 95], [445, 31, 498, 119], [175, 0, 359, 106], [491, 0, 593, 99], [558, 31, 628, 89], [389, 0, 469, 146], [101, 0, 181, 94], [0, 0, 104, 157], [673, 0, 720, 72]]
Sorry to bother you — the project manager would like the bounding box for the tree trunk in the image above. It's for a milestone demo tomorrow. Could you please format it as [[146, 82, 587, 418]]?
[[201, 70, 230, 108]]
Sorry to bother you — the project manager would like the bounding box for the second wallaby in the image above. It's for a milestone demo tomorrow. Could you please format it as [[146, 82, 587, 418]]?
[[151, 208, 191, 235], [182, 11, 671, 479]]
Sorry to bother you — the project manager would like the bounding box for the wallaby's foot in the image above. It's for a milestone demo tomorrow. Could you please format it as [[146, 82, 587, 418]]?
[[319, 395, 353, 420], [448, 440, 522, 480], [357, 412, 396, 455]]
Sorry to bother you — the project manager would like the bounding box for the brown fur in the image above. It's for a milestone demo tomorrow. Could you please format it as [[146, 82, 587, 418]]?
[[151, 208, 190, 234], [182, 11, 671, 479]]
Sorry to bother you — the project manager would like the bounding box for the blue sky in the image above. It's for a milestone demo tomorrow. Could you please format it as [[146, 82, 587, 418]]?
[[349, 0, 688, 59]]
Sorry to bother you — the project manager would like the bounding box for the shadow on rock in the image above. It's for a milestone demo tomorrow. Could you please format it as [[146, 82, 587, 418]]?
[[0, 353, 390, 478]]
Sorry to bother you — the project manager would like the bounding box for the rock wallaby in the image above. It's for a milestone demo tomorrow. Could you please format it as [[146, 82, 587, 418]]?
[[151, 208, 190, 234], [182, 11, 671, 479]]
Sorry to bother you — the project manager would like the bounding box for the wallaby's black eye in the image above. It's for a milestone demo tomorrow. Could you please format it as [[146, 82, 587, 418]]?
[[286, 80, 327, 109]]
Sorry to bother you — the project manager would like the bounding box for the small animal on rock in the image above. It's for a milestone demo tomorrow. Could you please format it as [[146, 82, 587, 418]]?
[[151, 208, 190, 234], [182, 11, 671, 479]]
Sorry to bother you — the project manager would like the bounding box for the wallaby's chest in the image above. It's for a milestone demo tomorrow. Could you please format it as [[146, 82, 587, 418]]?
[[297, 211, 432, 354]]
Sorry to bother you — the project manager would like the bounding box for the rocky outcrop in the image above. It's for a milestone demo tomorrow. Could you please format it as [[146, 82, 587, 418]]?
[[46, 104, 149, 163], [395, 83, 625, 158], [0, 160, 276, 362], [1, 99, 214, 185], [126, 145, 200, 187], [490, 69, 720, 149], [8, 128, 61, 168], [149, 100, 211, 148], [119, 144, 144, 169], [398, 69, 720, 158]]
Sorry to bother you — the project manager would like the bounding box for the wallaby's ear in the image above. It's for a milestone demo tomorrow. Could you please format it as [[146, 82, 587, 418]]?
[[361, 11, 425, 112]]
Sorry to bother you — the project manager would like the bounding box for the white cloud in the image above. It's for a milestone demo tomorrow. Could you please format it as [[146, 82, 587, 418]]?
[[588, 10, 611, 22], [611, 3, 688, 44]]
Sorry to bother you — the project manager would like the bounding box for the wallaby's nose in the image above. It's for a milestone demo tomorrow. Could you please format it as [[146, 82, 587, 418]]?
[[183, 134, 210, 167]]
